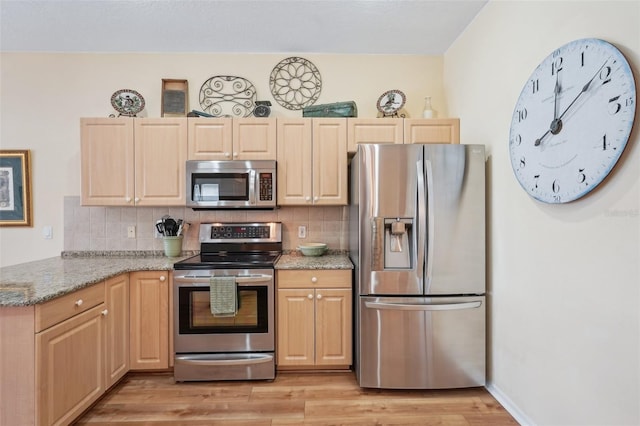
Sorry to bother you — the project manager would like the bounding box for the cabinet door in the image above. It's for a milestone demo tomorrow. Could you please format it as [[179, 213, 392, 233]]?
[[36, 304, 105, 426], [312, 119, 348, 205], [315, 288, 352, 367], [105, 274, 129, 388], [404, 118, 460, 144], [80, 118, 134, 206], [187, 117, 233, 160], [233, 118, 277, 160], [134, 118, 187, 206], [347, 118, 404, 153], [276, 119, 313, 205], [129, 271, 169, 370], [276, 288, 315, 367]]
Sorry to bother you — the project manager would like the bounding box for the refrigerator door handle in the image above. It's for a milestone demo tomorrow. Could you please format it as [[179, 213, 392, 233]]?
[[416, 159, 426, 281], [424, 157, 435, 292], [365, 300, 482, 311]]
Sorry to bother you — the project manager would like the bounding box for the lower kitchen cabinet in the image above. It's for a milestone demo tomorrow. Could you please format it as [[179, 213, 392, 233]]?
[[129, 271, 170, 370], [276, 270, 352, 369], [104, 274, 129, 388]]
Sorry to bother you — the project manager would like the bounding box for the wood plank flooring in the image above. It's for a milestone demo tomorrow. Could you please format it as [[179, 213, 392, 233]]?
[[74, 371, 518, 425]]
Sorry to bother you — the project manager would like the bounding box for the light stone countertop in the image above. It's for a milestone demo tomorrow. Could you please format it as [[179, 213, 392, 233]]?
[[0, 251, 353, 307], [0, 254, 191, 307], [275, 252, 353, 270]]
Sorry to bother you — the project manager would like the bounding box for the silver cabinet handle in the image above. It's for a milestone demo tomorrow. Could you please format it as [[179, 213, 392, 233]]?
[[365, 301, 482, 311]]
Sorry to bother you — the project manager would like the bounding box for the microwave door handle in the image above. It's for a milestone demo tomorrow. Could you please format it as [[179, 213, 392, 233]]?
[[249, 170, 256, 205]]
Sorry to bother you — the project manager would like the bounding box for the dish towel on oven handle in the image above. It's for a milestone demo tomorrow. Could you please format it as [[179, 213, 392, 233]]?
[[210, 276, 237, 317]]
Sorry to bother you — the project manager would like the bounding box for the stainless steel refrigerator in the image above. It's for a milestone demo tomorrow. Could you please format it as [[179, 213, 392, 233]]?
[[349, 143, 486, 389]]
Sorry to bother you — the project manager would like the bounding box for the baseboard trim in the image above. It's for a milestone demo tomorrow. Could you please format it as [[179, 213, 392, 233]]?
[[486, 382, 535, 426]]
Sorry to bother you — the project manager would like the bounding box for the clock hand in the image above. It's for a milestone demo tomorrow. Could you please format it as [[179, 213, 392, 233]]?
[[553, 72, 561, 120], [556, 60, 607, 122], [535, 60, 607, 147]]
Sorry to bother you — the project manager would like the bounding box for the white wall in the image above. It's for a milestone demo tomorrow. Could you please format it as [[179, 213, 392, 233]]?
[[0, 53, 443, 267], [445, 1, 639, 425]]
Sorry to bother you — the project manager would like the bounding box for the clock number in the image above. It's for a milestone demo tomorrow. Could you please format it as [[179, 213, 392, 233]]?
[[577, 168, 587, 184], [608, 95, 622, 114], [551, 57, 563, 75], [517, 108, 528, 122], [519, 157, 526, 169], [552, 180, 560, 193], [625, 96, 635, 108], [531, 79, 539, 94], [599, 66, 612, 85], [533, 174, 540, 189], [513, 134, 522, 146], [581, 51, 585, 67], [602, 134, 610, 151]]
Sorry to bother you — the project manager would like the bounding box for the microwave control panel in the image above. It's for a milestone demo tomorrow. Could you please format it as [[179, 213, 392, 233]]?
[[259, 173, 273, 201]]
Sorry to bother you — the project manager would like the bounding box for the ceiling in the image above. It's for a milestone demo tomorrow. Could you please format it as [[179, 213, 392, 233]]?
[[0, 0, 487, 55]]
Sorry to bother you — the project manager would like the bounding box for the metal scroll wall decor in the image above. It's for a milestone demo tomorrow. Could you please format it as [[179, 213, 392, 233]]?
[[199, 76, 257, 117], [269, 57, 322, 110]]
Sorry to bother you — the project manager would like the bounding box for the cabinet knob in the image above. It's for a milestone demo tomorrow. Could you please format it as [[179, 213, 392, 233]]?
[[311, 277, 318, 283], [225, 152, 231, 158], [305, 196, 311, 202], [101, 309, 109, 316], [75, 299, 83, 307], [134, 197, 140, 203], [233, 152, 238, 157], [316, 294, 323, 300], [159, 275, 166, 282], [314, 196, 319, 201], [125, 197, 132, 203], [307, 294, 313, 299]]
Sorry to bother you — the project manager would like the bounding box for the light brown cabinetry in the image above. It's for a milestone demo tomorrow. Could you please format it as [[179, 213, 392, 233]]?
[[104, 274, 129, 388], [80, 117, 187, 206], [347, 118, 460, 153], [276, 270, 352, 369], [347, 118, 404, 152], [129, 271, 170, 370], [404, 118, 460, 145], [188, 117, 276, 160], [277, 118, 348, 205]]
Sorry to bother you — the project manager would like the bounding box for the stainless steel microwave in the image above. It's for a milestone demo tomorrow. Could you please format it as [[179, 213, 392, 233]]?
[[186, 160, 276, 209]]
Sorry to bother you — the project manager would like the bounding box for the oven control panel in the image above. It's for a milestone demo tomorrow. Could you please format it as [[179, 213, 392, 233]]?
[[211, 225, 270, 239], [199, 222, 282, 243]]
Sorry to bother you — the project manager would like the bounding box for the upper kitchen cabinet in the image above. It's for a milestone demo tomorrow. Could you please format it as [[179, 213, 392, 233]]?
[[347, 118, 404, 153], [277, 118, 347, 206], [81, 117, 187, 206], [188, 117, 276, 160], [404, 118, 460, 145]]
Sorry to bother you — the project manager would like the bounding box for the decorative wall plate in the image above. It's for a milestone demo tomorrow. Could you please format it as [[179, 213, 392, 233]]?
[[269, 57, 322, 110], [377, 89, 406, 116], [111, 89, 145, 116], [199, 76, 257, 117]]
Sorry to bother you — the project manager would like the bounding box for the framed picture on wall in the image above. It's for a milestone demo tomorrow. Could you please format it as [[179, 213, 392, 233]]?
[[0, 150, 33, 227]]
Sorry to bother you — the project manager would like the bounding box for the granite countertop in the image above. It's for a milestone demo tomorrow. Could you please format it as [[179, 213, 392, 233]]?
[[275, 251, 353, 270], [0, 251, 353, 307], [0, 253, 191, 307]]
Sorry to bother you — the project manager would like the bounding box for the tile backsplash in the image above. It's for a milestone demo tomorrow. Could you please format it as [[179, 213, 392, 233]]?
[[64, 196, 349, 253]]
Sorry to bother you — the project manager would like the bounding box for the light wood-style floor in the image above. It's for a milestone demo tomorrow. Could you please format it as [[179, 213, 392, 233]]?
[[75, 371, 517, 425]]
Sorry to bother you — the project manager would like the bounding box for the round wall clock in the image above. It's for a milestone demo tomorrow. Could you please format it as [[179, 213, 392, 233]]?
[[111, 89, 145, 117], [509, 38, 636, 204], [377, 89, 406, 116]]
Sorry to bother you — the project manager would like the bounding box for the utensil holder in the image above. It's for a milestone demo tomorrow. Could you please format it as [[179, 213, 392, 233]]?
[[163, 236, 183, 257]]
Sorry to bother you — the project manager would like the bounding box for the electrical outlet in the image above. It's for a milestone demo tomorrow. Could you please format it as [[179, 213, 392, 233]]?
[[127, 226, 136, 238], [42, 226, 53, 239], [298, 225, 306, 238]]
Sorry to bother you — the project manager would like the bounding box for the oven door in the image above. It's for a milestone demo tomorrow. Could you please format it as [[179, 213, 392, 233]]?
[[173, 269, 274, 353]]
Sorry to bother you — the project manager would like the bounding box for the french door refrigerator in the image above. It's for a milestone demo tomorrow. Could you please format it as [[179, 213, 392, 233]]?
[[349, 143, 486, 389]]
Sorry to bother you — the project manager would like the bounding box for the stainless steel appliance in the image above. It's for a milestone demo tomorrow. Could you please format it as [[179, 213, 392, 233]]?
[[186, 160, 276, 209], [172, 222, 281, 381], [349, 144, 486, 389]]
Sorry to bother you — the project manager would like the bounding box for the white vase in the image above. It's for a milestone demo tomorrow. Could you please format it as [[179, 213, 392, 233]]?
[[422, 97, 436, 118]]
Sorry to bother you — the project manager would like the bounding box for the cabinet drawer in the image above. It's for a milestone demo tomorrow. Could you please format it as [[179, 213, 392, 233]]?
[[35, 282, 105, 332], [277, 270, 351, 289]]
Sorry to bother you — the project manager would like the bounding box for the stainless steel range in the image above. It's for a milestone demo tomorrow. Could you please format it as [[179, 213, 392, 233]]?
[[172, 222, 281, 382]]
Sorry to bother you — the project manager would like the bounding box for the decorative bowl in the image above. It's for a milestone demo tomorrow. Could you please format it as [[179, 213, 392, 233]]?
[[298, 243, 328, 257]]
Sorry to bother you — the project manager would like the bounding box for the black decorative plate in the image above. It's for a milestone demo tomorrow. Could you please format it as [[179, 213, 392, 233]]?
[[199, 76, 257, 117], [111, 89, 145, 116], [270, 57, 322, 110]]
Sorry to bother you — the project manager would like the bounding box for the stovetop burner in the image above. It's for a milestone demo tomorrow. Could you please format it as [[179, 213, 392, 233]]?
[[173, 222, 282, 270]]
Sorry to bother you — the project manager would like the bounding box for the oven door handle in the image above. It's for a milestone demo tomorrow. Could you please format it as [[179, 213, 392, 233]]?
[[175, 353, 273, 367], [173, 275, 272, 284]]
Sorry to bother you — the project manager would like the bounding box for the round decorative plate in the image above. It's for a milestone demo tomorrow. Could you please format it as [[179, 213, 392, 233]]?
[[199, 76, 257, 117], [269, 57, 322, 110], [377, 89, 406, 116], [110, 89, 145, 116]]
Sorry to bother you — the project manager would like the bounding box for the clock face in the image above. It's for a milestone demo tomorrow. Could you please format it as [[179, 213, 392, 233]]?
[[509, 38, 636, 204], [377, 89, 406, 115]]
